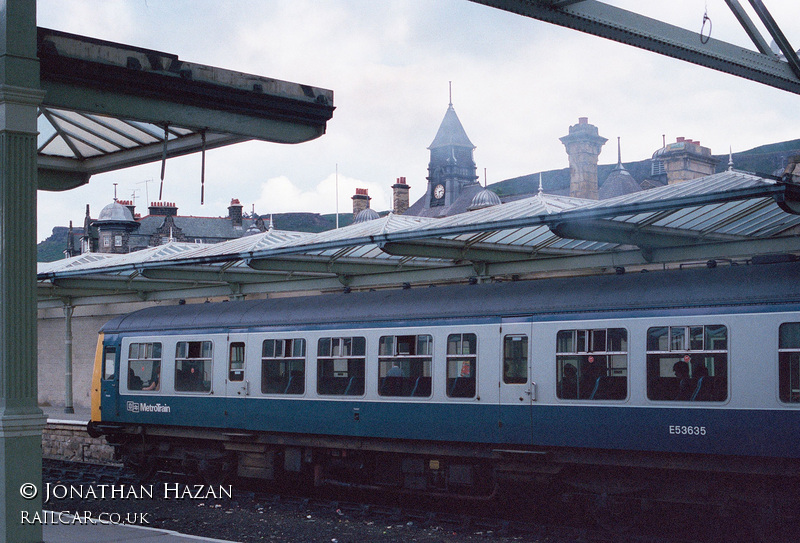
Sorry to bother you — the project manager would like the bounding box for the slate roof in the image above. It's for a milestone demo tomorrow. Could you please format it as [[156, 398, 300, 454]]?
[[428, 104, 475, 150]]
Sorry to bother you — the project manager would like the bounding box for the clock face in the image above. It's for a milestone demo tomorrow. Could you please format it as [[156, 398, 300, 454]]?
[[433, 184, 445, 199]]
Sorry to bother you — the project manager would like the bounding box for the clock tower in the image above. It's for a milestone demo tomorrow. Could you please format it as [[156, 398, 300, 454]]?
[[426, 99, 478, 208]]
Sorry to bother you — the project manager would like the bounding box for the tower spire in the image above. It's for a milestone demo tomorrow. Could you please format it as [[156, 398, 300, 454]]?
[[448, 81, 452, 107]]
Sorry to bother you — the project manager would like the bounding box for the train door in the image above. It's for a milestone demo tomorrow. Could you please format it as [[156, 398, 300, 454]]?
[[100, 343, 120, 418], [497, 324, 533, 445], [225, 335, 249, 424]]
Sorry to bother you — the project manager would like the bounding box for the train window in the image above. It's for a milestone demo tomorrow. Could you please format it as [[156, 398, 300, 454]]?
[[779, 323, 800, 403], [446, 333, 477, 398], [317, 337, 366, 396], [378, 334, 433, 397], [261, 339, 306, 395], [646, 325, 728, 402], [229, 342, 245, 382], [556, 329, 627, 400], [503, 335, 528, 384], [126, 342, 162, 392], [103, 346, 117, 380], [175, 341, 213, 393]]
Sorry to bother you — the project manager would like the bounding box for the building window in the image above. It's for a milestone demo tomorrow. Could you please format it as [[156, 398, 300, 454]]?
[[556, 329, 627, 400], [779, 323, 800, 403], [317, 337, 366, 396], [261, 339, 306, 395], [503, 335, 528, 384], [446, 333, 477, 398], [102, 233, 111, 248], [114, 235, 123, 247], [378, 335, 432, 397], [646, 325, 727, 402], [127, 342, 161, 392], [175, 341, 213, 393]]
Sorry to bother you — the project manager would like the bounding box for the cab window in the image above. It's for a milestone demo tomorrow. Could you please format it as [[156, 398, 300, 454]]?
[[378, 334, 432, 397], [103, 346, 117, 380], [317, 337, 366, 396], [175, 341, 213, 393], [646, 325, 727, 402], [779, 323, 800, 403], [262, 339, 306, 395], [556, 328, 627, 400], [127, 342, 162, 392], [446, 333, 477, 398]]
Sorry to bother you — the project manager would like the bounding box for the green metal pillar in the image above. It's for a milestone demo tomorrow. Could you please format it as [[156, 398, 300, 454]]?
[[63, 303, 74, 414], [0, 1, 47, 542]]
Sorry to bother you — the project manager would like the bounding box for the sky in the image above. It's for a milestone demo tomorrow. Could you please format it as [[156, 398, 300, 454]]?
[[35, 0, 800, 242]]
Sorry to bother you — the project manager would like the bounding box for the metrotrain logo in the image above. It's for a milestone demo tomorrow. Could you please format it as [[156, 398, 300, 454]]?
[[126, 401, 171, 413]]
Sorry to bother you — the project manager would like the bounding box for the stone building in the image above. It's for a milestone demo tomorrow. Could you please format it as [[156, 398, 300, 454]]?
[[70, 198, 267, 255]]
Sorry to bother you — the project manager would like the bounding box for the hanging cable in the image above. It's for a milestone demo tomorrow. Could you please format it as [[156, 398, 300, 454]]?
[[201, 130, 207, 205], [159, 124, 169, 200], [700, 6, 712, 44]]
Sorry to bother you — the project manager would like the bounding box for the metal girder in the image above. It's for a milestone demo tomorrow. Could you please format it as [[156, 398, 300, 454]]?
[[485, 234, 800, 277], [246, 254, 440, 275], [548, 218, 747, 250], [379, 238, 579, 262], [469, 0, 800, 95]]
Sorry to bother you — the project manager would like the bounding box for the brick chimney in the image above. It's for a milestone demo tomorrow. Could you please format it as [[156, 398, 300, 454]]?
[[656, 137, 718, 184], [392, 177, 410, 215], [228, 198, 243, 228], [559, 117, 607, 200], [148, 201, 178, 216], [352, 188, 371, 218]]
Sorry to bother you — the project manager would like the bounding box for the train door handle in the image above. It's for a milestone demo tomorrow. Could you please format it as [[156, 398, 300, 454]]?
[[528, 382, 537, 401]]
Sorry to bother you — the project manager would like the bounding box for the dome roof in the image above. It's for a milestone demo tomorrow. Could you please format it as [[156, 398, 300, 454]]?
[[468, 188, 501, 211], [353, 208, 380, 223], [96, 201, 135, 223], [600, 165, 641, 199]]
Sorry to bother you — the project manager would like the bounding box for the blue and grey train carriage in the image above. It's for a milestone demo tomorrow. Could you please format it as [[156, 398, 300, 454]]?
[[89, 258, 800, 513]]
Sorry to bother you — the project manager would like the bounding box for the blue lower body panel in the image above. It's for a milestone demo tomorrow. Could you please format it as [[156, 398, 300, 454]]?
[[109, 394, 800, 460]]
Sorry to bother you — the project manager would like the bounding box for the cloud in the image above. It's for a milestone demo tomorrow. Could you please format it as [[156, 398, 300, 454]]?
[[253, 173, 391, 217]]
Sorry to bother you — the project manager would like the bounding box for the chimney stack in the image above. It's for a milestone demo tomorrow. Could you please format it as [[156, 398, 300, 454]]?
[[656, 137, 718, 184], [559, 117, 607, 200], [352, 188, 371, 218], [392, 177, 410, 215], [148, 201, 178, 217], [228, 198, 243, 228]]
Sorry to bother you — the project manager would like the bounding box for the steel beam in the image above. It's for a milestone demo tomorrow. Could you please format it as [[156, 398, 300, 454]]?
[[470, 0, 800, 94]]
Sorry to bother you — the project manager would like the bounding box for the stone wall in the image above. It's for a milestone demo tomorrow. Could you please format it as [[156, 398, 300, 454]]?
[[37, 301, 152, 410], [42, 421, 116, 464]]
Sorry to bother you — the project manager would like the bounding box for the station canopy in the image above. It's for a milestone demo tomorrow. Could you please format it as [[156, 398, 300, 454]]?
[[36, 28, 334, 191], [37, 170, 800, 308]]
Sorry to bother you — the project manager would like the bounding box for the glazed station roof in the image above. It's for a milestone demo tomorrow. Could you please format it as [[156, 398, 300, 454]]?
[[38, 170, 800, 308]]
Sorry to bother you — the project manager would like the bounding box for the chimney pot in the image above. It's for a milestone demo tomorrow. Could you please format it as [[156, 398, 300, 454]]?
[[578, 117, 588, 125]]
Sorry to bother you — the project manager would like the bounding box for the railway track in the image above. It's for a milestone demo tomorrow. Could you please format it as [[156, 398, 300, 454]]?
[[42, 458, 755, 543]]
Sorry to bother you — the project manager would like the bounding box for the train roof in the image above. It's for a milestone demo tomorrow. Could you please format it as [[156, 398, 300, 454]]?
[[101, 259, 800, 334]]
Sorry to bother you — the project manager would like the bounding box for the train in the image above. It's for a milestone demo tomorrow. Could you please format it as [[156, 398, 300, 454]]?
[[89, 257, 800, 522]]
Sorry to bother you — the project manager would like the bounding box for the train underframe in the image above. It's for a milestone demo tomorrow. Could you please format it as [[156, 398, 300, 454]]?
[[92, 421, 800, 525]]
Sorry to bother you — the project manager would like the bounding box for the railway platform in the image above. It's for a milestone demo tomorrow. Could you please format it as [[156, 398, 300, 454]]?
[[43, 520, 240, 542], [40, 406, 240, 542]]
